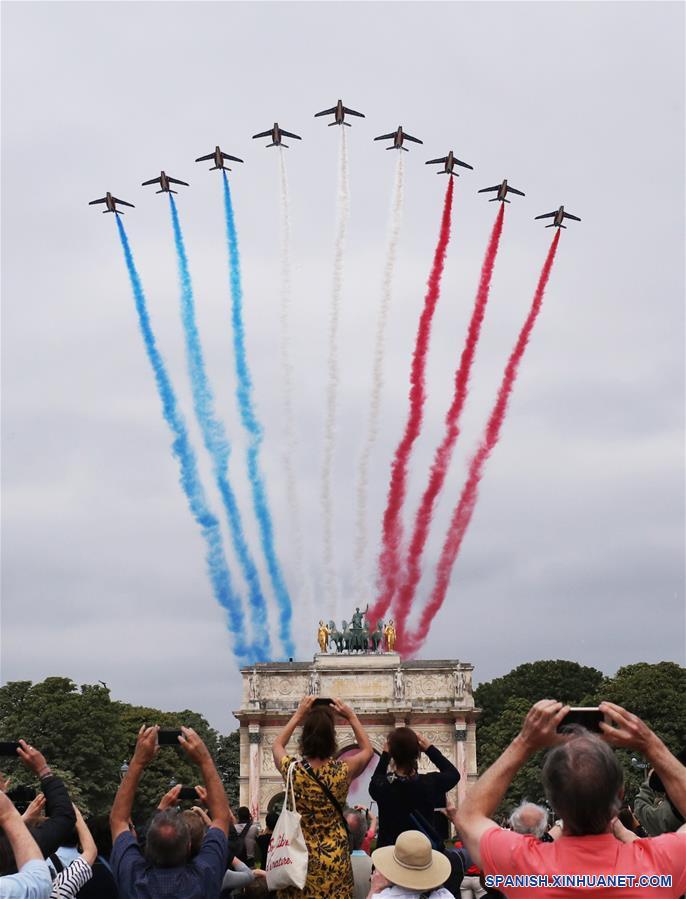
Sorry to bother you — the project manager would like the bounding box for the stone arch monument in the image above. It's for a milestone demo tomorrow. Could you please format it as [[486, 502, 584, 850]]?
[[234, 649, 479, 822]]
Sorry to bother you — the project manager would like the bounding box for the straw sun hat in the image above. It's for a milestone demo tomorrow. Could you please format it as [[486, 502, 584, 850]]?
[[371, 831, 452, 892]]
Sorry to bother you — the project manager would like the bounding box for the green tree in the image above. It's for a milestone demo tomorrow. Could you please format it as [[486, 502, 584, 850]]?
[[589, 662, 686, 802], [473, 660, 605, 815], [0, 677, 226, 821], [215, 730, 240, 809]]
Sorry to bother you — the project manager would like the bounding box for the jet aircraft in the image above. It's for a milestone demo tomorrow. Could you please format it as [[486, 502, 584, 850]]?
[[252, 123, 302, 148], [195, 146, 244, 171], [141, 171, 189, 194], [314, 99, 365, 126], [88, 192, 135, 215], [374, 126, 423, 151], [478, 179, 525, 203], [534, 205, 581, 228], [425, 151, 473, 177]]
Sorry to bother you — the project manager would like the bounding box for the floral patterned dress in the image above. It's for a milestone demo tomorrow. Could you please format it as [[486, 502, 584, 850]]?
[[278, 754, 353, 899]]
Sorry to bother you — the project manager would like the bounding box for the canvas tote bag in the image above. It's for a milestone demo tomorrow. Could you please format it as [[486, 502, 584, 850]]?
[[266, 760, 309, 890]]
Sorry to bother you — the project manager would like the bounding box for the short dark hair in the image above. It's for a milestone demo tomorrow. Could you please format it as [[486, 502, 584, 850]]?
[[237, 806, 253, 824], [181, 810, 207, 857], [265, 811, 279, 832], [300, 704, 337, 760], [388, 727, 420, 770], [145, 809, 191, 867], [542, 728, 623, 836]]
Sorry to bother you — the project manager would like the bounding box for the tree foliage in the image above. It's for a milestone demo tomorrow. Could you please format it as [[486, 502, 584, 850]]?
[[0, 678, 240, 822], [474, 659, 685, 816]]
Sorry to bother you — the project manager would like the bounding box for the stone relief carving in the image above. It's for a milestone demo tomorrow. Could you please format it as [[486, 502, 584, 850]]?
[[407, 674, 451, 700], [262, 675, 308, 697]]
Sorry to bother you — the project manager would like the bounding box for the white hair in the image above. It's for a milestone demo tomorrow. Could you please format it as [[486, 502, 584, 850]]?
[[509, 802, 549, 838]]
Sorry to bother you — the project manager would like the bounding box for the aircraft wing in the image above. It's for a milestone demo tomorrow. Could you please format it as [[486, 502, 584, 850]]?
[[455, 158, 474, 170], [534, 211, 556, 220], [88, 197, 107, 205], [222, 153, 244, 163], [374, 133, 396, 141], [478, 185, 499, 193], [425, 157, 448, 165], [403, 133, 423, 144], [508, 186, 525, 196], [314, 107, 337, 117], [168, 177, 189, 186], [195, 153, 215, 162], [113, 198, 135, 208], [343, 107, 365, 117], [142, 177, 162, 186], [563, 211, 581, 221], [252, 130, 272, 139], [280, 130, 302, 140]]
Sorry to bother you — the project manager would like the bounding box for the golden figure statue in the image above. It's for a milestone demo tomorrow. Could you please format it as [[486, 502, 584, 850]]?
[[383, 619, 397, 653], [317, 620, 331, 653]]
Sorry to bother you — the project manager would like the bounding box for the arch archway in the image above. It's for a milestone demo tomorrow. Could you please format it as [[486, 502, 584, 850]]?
[[336, 744, 381, 807]]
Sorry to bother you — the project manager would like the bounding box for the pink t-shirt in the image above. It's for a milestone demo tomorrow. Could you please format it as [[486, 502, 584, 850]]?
[[480, 826, 686, 898]]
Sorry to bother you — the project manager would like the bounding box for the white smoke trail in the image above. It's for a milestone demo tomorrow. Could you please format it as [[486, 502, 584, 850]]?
[[322, 127, 350, 620], [278, 149, 306, 603], [353, 153, 405, 604]]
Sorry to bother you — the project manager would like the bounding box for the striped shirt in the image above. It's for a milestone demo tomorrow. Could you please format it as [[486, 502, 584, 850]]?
[[50, 858, 92, 899]]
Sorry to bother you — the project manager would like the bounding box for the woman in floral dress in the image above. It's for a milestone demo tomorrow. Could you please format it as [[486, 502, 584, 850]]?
[[272, 695, 373, 899]]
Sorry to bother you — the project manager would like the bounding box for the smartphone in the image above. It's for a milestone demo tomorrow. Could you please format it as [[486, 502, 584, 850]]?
[[178, 786, 198, 801], [158, 729, 183, 746], [0, 742, 20, 756], [556, 707, 604, 733], [312, 698, 333, 707]]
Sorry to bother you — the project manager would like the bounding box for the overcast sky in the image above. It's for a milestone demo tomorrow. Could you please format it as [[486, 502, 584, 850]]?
[[2, 1, 684, 733]]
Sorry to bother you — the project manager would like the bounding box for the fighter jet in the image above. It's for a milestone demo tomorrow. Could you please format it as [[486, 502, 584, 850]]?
[[374, 126, 423, 151], [195, 146, 244, 172], [141, 171, 189, 194], [252, 123, 302, 148], [535, 205, 581, 228], [478, 179, 525, 203], [425, 150, 474, 177], [314, 99, 365, 127], [88, 192, 135, 215]]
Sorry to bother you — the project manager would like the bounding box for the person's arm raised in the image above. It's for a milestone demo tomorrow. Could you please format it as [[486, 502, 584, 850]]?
[[600, 701, 686, 822], [331, 699, 373, 780], [74, 805, 98, 865], [0, 791, 44, 869], [452, 700, 569, 868], [178, 727, 230, 835], [273, 696, 316, 770], [110, 725, 158, 842]]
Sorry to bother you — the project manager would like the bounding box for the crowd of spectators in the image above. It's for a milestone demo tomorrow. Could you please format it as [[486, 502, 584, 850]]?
[[1, 697, 685, 899]]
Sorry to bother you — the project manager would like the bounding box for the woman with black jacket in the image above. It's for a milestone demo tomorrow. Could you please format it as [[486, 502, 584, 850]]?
[[369, 728, 459, 848]]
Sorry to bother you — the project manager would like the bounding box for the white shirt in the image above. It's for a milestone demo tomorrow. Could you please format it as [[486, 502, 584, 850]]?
[[370, 887, 455, 899], [0, 860, 52, 899]]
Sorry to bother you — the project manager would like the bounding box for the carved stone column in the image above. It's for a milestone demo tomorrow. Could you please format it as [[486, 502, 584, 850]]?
[[455, 722, 467, 804], [248, 725, 262, 821]]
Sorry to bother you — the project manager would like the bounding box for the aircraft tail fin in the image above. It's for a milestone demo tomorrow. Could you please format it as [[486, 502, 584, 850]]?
[[156, 189, 165, 193], [281, 143, 289, 149], [488, 197, 499, 202], [266, 142, 276, 148], [328, 122, 337, 126], [401, 146, 409, 151], [503, 198, 511, 203], [343, 122, 351, 127]]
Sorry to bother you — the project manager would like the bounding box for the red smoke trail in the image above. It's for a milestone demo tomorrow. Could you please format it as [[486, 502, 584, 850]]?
[[369, 177, 455, 626], [393, 204, 505, 647], [401, 230, 561, 656]]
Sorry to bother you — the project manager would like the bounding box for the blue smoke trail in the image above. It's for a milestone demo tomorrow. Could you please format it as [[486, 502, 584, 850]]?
[[115, 216, 257, 664], [167, 195, 272, 657], [222, 172, 294, 659]]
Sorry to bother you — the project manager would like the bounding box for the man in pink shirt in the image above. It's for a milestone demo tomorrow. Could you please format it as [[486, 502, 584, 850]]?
[[449, 700, 686, 898]]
